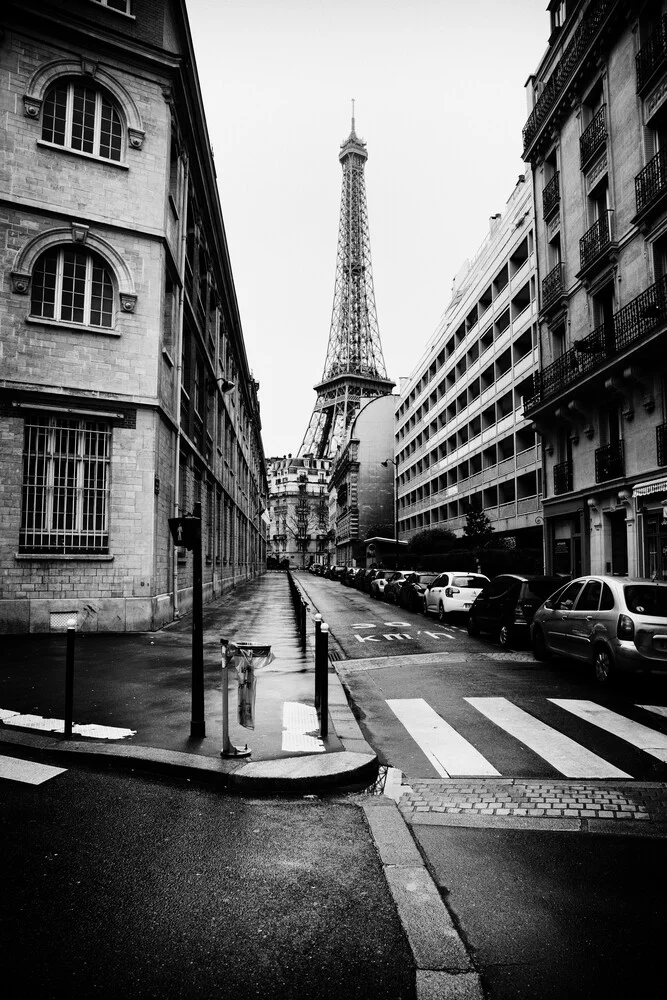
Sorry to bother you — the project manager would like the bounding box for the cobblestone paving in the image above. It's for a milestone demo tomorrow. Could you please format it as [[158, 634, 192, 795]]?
[[398, 779, 667, 823]]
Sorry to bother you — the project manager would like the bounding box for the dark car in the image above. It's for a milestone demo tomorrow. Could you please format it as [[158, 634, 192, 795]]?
[[397, 572, 440, 613], [467, 573, 565, 648], [360, 568, 380, 593], [342, 566, 363, 587]]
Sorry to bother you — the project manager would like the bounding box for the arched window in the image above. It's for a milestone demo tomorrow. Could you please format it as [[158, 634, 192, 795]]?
[[30, 247, 115, 328], [41, 80, 123, 161]]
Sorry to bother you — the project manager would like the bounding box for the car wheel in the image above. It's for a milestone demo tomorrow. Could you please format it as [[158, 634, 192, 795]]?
[[438, 603, 447, 624], [498, 623, 512, 648], [532, 627, 551, 661], [594, 646, 615, 685], [467, 612, 479, 637]]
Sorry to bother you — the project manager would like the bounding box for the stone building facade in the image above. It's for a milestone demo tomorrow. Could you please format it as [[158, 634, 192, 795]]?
[[0, 0, 268, 632], [267, 456, 332, 569], [395, 173, 542, 549], [523, 0, 667, 578]]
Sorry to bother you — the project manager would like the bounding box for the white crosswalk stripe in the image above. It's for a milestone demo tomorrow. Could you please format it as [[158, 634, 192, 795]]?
[[551, 700, 667, 764], [0, 754, 66, 785], [385, 695, 667, 779], [465, 698, 630, 778], [387, 698, 500, 777]]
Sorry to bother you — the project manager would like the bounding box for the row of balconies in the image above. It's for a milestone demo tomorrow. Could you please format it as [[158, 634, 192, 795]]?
[[400, 494, 542, 537], [528, 274, 667, 411], [398, 251, 534, 430], [552, 424, 667, 496]]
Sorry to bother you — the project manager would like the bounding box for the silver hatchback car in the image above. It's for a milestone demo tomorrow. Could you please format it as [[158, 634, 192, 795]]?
[[531, 575, 667, 684]]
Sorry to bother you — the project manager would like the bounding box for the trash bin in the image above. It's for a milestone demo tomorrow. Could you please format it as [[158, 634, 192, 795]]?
[[220, 639, 274, 757]]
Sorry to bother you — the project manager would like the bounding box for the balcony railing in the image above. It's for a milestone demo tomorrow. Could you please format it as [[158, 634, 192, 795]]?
[[635, 147, 667, 215], [553, 460, 573, 495], [525, 273, 667, 412], [580, 106, 607, 167], [595, 441, 624, 483], [543, 171, 560, 217], [522, 0, 614, 155], [658, 423, 667, 467], [542, 262, 565, 309], [579, 210, 612, 271], [636, 14, 667, 92]]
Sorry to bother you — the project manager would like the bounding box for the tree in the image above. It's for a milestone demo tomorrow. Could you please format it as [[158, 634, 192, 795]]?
[[408, 527, 457, 558], [463, 507, 494, 545]]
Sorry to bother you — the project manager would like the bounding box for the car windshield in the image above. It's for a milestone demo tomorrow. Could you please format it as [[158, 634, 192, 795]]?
[[417, 574, 438, 586], [452, 575, 487, 588], [524, 578, 563, 601], [624, 585, 667, 617]]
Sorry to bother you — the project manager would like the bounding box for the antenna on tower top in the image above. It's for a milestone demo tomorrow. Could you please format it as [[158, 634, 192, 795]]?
[[351, 97, 355, 131]]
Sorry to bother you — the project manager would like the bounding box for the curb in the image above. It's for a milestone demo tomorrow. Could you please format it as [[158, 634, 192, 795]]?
[[0, 724, 379, 794], [363, 797, 484, 1000]]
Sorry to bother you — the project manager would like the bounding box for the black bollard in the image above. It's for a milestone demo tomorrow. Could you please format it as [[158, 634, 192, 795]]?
[[318, 623, 329, 739], [314, 614, 322, 709], [64, 619, 75, 740]]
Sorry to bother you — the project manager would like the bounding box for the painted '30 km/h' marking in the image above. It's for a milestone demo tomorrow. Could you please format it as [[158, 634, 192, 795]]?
[[351, 621, 454, 644]]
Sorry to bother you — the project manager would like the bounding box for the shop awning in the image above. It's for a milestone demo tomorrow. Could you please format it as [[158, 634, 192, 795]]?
[[634, 477, 667, 497]]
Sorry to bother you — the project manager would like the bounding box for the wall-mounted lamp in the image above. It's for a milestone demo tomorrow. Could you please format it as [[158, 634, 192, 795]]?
[[207, 376, 236, 396]]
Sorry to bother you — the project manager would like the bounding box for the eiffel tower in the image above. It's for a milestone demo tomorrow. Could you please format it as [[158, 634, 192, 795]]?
[[299, 109, 394, 459]]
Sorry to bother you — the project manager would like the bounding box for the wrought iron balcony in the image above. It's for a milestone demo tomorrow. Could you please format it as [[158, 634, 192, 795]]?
[[636, 14, 667, 92], [635, 147, 667, 216], [595, 441, 624, 483], [542, 171, 560, 217], [522, 0, 614, 155], [553, 460, 573, 496], [580, 106, 607, 168], [525, 273, 667, 413], [542, 262, 565, 310], [579, 211, 612, 271], [658, 423, 667, 467]]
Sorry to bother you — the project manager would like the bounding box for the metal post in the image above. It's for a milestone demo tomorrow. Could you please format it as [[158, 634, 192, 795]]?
[[300, 598, 307, 647], [319, 623, 329, 738], [63, 619, 76, 740], [314, 614, 322, 710], [191, 501, 205, 739]]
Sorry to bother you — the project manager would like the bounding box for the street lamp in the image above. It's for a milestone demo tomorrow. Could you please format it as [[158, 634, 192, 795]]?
[[381, 458, 399, 569]]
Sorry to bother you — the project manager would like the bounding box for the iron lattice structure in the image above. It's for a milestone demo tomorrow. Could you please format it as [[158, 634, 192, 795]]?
[[299, 116, 394, 459]]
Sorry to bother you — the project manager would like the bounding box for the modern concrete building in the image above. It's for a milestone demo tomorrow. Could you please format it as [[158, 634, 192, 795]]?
[[329, 394, 396, 567], [395, 172, 542, 551], [523, 0, 667, 578], [0, 0, 268, 632], [267, 456, 332, 569]]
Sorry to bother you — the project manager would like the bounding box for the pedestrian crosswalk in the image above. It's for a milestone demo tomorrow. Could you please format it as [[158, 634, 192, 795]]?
[[386, 697, 667, 780]]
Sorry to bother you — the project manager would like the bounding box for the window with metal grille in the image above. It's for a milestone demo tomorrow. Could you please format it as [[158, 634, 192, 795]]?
[[92, 0, 130, 11], [31, 247, 114, 328], [42, 80, 123, 161], [20, 416, 111, 554]]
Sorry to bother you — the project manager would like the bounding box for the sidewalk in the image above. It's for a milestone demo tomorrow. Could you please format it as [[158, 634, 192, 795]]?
[[0, 572, 378, 793]]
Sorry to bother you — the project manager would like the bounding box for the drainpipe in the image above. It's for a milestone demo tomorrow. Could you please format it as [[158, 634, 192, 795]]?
[[172, 150, 189, 619]]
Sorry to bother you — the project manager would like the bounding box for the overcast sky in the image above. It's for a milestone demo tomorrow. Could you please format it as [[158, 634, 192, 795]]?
[[186, 0, 549, 459]]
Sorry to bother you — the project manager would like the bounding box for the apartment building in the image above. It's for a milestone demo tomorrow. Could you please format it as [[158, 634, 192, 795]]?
[[268, 456, 332, 569], [0, 0, 268, 632], [523, 0, 667, 578], [395, 172, 542, 550]]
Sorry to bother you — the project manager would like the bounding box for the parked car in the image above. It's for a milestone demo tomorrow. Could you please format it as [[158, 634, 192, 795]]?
[[424, 571, 490, 621], [531, 575, 667, 684], [467, 574, 565, 648], [369, 569, 391, 599], [328, 565, 346, 581], [383, 570, 416, 604], [360, 568, 380, 593], [397, 572, 440, 613], [342, 566, 362, 587]]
